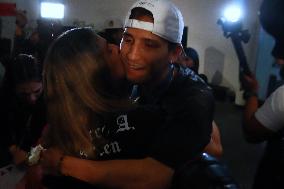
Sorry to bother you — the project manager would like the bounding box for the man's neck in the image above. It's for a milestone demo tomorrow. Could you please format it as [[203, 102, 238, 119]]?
[[142, 65, 173, 90], [139, 65, 174, 103]]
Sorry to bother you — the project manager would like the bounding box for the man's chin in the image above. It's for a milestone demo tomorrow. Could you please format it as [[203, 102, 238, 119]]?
[[126, 74, 147, 84]]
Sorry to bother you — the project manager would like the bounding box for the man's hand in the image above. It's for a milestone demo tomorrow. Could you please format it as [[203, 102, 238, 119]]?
[[242, 74, 259, 93]]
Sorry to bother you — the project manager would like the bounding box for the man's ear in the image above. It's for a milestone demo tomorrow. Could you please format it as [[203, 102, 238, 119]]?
[[169, 44, 183, 63]]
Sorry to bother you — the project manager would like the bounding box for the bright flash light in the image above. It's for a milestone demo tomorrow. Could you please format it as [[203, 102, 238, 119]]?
[[223, 5, 243, 23], [41, 2, 65, 19]]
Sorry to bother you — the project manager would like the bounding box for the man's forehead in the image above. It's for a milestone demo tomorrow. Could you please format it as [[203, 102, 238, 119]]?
[[124, 27, 166, 43]]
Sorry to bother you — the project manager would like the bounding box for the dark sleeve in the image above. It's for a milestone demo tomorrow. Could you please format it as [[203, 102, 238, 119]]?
[[0, 99, 13, 167], [149, 86, 214, 169], [0, 131, 12, 167]]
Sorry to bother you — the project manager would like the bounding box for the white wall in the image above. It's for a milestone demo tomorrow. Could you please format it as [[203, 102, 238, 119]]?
[[1, 0, 263, 93], [174, 0, 262, 92]]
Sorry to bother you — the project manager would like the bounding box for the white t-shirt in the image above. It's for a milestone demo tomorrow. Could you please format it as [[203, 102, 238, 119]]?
[[255, 85, 284, 132]]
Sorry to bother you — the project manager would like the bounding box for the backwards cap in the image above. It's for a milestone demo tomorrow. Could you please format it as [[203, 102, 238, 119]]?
[[124, 0, 184, 43]]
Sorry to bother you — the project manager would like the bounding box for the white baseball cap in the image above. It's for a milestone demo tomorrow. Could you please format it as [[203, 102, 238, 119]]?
[[124, 0, 184, 44]]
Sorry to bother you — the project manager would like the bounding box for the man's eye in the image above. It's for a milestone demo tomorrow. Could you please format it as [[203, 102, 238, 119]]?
[[145, 41, 159, 48]]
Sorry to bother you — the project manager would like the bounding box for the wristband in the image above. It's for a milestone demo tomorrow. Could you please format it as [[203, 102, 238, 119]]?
[[243, 91, 258, 100], [56, 154, 65, 174]]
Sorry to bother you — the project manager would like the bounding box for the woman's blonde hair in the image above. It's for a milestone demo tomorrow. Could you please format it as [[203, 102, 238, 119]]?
[[43, 28, 129, 157]]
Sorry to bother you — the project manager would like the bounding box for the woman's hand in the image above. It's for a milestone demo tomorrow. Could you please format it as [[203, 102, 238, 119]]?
[[40, 147, 64, 175], [9, 145, 28, 165]]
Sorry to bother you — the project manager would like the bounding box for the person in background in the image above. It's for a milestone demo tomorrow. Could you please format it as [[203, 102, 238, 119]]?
[[99, 19, 124, 46], [176, 47, 222, 158], [0, 54, 46, 189], [0, 54, 46, 166], [176, 46, 209, 83], [13, 10, 28, 57], [242, 0, 284, 188], [177, 47, 199, 74]]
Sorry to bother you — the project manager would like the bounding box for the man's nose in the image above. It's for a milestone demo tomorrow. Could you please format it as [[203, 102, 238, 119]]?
[[28, 94, 37, 104], [127, 42, 141, 61]]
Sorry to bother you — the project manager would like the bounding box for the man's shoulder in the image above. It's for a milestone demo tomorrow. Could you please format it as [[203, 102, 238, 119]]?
[[160, 66, 214, 113], [169, 65, 213, 97]]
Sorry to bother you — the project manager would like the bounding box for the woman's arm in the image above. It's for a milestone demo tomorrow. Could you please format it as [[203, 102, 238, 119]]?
[[40, 148, 173, 189], [9, 145, 28, 165]]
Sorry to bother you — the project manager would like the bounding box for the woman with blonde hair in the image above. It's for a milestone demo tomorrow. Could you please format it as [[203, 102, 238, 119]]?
[[43, 27, 130, 159]]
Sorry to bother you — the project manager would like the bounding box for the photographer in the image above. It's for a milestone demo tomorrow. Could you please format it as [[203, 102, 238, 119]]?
[[242, 0, 284, 188]]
